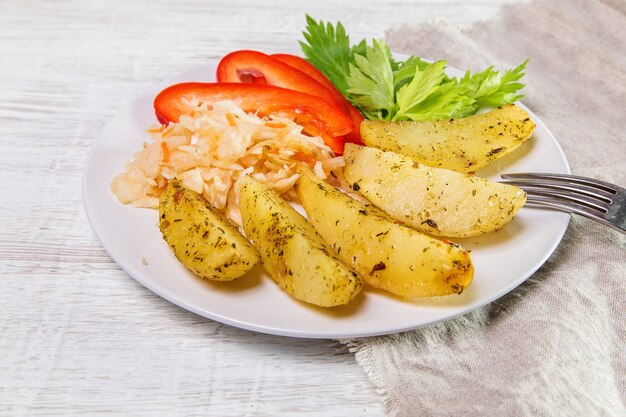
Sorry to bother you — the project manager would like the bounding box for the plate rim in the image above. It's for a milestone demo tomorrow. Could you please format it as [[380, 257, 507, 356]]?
[[83, 57, 571, 339]]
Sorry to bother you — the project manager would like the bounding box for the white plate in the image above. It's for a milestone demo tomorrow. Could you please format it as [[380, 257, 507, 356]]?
[[83, 57, 570, 339]]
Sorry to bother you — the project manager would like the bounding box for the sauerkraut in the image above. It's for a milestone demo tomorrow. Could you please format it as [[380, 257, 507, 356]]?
[[111, 101, 344, 226]]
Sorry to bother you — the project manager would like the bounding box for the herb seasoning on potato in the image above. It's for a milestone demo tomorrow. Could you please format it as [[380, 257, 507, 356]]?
[[296, 172, 473, 298], [343, 144, 527, 238], [361, 104, 535, 174], [239, 176, 362, 307], [159, 179, 260, 281]]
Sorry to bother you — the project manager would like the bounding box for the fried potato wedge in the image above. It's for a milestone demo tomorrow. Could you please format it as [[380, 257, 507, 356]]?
[[296, 172, 473, 298], [159, 179, 260, 281], [361, 104, 535, 173], [239, 176, 362, 307], [343, 144, 527, 237]]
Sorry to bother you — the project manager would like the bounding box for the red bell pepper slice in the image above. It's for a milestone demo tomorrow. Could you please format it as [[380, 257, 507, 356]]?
[[271, 53, 364, 145], [216, 50, 347, 111], [153, 82, 353, 154]]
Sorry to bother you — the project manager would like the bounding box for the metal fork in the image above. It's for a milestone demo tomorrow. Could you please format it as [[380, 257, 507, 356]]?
[[500, 173, 626, 234]]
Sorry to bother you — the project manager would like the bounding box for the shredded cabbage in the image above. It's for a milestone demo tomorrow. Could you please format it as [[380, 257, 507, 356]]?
[[111, 100, 344, 226]]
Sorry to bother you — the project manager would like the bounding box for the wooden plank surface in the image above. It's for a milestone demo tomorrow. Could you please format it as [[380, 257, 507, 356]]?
[[0, 1, 506, 415]]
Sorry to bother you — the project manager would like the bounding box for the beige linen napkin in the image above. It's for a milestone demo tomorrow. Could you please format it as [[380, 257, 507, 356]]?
[[346, 1, 626, 416]]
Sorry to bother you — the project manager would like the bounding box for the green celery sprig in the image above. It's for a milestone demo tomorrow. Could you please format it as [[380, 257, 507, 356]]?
[[300, 16, 528, 122]]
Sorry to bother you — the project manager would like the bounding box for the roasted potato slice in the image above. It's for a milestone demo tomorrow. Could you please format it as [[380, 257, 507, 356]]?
[[361, 104, 535, 173], [159, 179, 259, 281], [239, 176, 362, 307], [296, 172, 473, 298], [343, 144, 526, 237]]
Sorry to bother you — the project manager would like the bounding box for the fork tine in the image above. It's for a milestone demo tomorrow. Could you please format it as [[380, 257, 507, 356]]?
[[525, 194, 605, 220], [501, 173, 619, 194], [525, 195, 601, 217], [500, 179, 615, 202], [501, 172, 625, 234], [523, 188, 609, 213], [525, 195, 625, 233]]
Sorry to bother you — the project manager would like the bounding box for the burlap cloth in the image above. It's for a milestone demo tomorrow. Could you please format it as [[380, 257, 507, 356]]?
[[344, 1, 626, 415]]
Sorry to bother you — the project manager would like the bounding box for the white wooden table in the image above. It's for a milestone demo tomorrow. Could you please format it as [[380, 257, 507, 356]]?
[[1, 1, 506, 415]]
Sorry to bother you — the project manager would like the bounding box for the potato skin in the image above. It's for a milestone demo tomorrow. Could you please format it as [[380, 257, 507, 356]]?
[[296, 173, 473, 298], [159, 179, 259, 281], [361, 104, 535, 174], [343, 144, 527, 238], [239, 176, 362, 307]]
